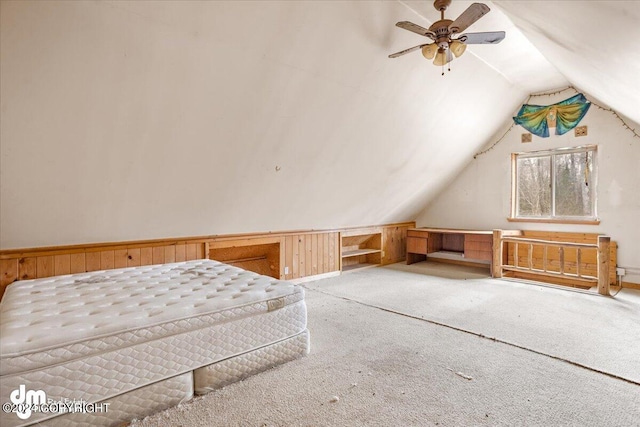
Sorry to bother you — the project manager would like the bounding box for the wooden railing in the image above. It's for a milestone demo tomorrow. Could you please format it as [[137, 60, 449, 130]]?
[[492, 230, 612, 296]]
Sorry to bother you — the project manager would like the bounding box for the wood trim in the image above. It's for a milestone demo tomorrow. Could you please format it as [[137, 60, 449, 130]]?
[[501, 236, 598, 249], [502, 265, 597, 283], [208, 236, 280, 249], [0, 222, 416, 258], [620, 282, 640, 291], [503, 272, 594, 290], [0, 259, 18, 288], [597, 235, 611, 295], [510, 152, 517, 218], [507, 217, 601, 225], [341, 226, 382, 238], [492, 229, 503, 278], [409, 227, 493, 235], [0, 239, 212, 259]]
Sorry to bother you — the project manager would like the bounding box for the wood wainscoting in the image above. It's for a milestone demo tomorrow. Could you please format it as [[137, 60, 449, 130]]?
[[281, 232, 341, 280], [0, 222, 415, 298], [0, 239, 209, 299]]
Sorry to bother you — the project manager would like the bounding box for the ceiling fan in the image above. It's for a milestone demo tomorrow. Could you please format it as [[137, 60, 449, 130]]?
[[389, 0, 505, 70]]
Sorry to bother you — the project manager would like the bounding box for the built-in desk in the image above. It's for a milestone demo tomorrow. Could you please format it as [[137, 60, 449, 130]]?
[[406, 228, 494, 272]]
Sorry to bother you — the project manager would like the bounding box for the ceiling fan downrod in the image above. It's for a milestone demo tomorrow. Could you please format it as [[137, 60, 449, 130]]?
[[433, 0, 452, 14]]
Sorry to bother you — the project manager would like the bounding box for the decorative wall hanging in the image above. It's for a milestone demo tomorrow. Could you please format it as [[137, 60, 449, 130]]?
[[474, 86, 639, 159], [521, 133, 532, 143], [512, 93, 591, 138]]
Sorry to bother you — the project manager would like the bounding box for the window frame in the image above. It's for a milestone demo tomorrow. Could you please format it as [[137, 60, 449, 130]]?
[[509, 144, 599, 224]]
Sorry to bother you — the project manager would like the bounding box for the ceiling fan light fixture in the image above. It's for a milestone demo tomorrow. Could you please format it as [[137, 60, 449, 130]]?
[[433, 48, 447, 66], [450, 40, 467, 57], [421, 44, 438, 59]]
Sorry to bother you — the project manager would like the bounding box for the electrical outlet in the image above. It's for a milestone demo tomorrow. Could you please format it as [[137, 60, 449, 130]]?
[[284, 266, 289, 275], [575, 125, 588, 137], [616, 267, 626, 276]]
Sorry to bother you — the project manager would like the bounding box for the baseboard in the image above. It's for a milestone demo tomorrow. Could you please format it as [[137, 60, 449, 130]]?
[[289, 271, 340, 284], [620, 281, 640, 290]]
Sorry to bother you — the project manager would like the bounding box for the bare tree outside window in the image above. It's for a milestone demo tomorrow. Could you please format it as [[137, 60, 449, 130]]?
[[554, 151, 593, 216], [514, 146, 596, 220], [517, 156, 551, 216]]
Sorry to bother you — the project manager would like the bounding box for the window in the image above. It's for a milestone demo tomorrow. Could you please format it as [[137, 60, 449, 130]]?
[[511, 145, 597, 222]]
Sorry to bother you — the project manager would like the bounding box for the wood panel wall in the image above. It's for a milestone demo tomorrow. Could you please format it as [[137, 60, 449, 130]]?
[[282, 232, 340, 281], [0, 222, 415, 298], [381, 224, 411, 265], [0, 240, 207, 296]]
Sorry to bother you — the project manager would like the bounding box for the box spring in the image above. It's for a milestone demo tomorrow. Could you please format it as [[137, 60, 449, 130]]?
[[0, 260, 308, 426]]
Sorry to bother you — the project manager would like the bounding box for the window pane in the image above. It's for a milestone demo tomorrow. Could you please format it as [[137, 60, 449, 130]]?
[[554, 151, 593, 216], [517, 156, 551, 216]]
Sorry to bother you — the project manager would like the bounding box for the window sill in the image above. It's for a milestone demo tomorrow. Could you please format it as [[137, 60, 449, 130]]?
[[507, 217, 600, 225]]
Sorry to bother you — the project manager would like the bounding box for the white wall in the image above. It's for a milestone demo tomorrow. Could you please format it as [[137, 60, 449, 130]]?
[[0, 1, 521, 248], [416, 90, 640, 284]]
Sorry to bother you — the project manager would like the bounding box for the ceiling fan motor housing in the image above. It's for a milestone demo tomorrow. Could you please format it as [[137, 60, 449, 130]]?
[[429, 19, 453, 49]]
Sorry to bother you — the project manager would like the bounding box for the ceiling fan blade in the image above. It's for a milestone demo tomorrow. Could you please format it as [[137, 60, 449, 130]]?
[[448, 3, 490, 34], [395, 21, 436, 40], [459, 31, 505, 44], [388, 44, 430, 58]]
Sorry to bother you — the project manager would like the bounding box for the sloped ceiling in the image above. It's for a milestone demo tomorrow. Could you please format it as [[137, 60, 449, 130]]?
[[400, 0, 568, 92], [0, 1, 638, 248], [493, 1, 640, 125]]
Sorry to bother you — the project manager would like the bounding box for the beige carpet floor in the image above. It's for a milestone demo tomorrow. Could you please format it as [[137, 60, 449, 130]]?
[[131, 262, 640, 427]]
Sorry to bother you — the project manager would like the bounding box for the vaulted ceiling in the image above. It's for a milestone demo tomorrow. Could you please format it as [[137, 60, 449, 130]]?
[[399, 1, 639, 122], [1, 1, 638, 247], [494, 1, 640, 125]]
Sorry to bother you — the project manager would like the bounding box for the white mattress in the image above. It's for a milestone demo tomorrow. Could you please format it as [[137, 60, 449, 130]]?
[[0, 260, 308, 426]]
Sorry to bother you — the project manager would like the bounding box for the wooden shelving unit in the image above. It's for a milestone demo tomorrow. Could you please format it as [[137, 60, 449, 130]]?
[[340, 228, 382, 273]]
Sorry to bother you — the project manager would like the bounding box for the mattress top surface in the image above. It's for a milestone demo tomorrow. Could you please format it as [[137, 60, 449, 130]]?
[[0, 259, 301, 358]]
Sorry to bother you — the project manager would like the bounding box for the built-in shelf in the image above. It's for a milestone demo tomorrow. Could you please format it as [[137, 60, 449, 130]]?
[[342, 248, 382, 258], [427, 251, 491, 265], [342, 263, 379, 273], [340, 228, 383, 273]]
